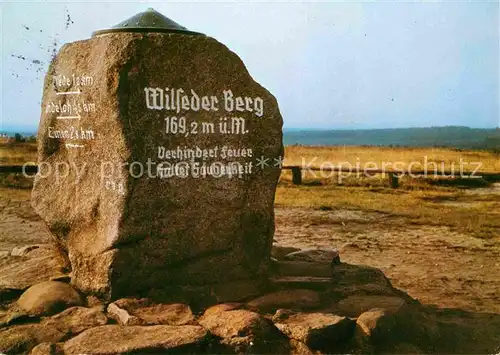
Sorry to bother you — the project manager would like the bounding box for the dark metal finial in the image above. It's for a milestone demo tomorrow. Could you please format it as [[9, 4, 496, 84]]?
[[92, 8, 203, 37]]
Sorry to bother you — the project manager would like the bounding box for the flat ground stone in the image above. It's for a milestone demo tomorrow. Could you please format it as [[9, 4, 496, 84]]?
[[199, 309, 273, 339], [17, 281, 84, 317], [0, 307, 30, 329], [202, 303, 243, 317], [0, 245, 67, 291], [247, 289, 321, 313], [63, 324, 208, 354], [356, 308, 397, 344], [274, 312, 355, 351], [131, 303, 195, 326], [0, 309, 10, 327], [198, 309, 285, 353], [108, 298, 195, 326], [327, 263, 409, 300], [0, 324, 66, 354], [271, 246, 301, 260], [42, 306, 108, 335], [284, 248, 340, 265], [29, 342, 64, 355], [337, 295, 407, 317], [331, 263, 391, 288]]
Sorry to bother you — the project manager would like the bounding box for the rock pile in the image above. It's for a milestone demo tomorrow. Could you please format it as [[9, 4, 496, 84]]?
[[1, 246, 442, 354]]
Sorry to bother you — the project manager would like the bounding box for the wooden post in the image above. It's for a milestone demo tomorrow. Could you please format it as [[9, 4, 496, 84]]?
[[291, 166, 302, 185], [388, 172, 399, 188]]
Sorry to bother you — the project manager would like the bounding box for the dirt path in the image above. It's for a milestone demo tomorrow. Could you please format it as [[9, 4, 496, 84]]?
[[0, 189, 52, 254], [274, 206, 500, 314]]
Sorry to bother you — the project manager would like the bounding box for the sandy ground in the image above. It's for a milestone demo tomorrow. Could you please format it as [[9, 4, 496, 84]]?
[[0, 189, 52, 254], [274, 205, 500, 315]]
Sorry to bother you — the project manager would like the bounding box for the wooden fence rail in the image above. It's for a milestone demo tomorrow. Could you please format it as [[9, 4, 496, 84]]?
[[281, 165, 500, 188], [1, 164, 499, 189]]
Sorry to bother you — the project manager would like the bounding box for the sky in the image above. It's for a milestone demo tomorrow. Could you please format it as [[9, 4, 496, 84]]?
[[0, 0, 499, 132]]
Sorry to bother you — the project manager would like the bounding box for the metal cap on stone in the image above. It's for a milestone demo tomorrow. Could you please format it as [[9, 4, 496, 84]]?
[[92, 8, 203, 37]]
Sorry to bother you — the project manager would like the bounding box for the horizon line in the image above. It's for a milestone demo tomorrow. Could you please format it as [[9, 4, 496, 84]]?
[[1, 125, 499, 134]]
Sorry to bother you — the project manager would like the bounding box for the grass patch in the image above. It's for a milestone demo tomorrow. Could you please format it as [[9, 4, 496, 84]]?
[[283, 145, 500, 173], [275, 184, 500, 239], [0, 142, 37, 165], [0, 173, 34, 189]]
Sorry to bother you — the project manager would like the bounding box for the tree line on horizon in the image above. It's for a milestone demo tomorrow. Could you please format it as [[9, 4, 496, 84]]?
[[5, 126, 500, 153]]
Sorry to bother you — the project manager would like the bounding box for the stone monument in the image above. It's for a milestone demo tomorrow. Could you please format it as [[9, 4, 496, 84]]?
[[32, 8, 283, 299]]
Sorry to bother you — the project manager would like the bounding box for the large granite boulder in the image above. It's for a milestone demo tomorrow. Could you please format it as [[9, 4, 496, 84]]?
[[32, 31, 283, 298]]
